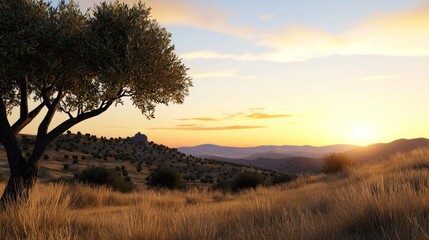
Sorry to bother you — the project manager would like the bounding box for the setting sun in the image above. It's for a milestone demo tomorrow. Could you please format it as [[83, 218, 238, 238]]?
[[354, 127, 369, 139]]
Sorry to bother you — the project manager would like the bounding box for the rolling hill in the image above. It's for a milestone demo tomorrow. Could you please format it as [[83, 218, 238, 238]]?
[[179, 138, 429, 175], [346, 138, 429, 162], [0, 132, 285, 189]]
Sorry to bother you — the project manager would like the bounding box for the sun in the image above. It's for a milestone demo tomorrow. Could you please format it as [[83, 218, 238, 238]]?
[[353, 127, 370, 144]]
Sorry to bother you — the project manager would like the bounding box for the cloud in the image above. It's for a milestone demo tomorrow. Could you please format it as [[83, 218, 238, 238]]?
[[181, 2, 429, 62], [248, 107, 266, 111], [264, 4, 429, 60], [181, 50, 259, 61], [177, 117, 220, 121], [80, 0, 255, 39], [178, 111, 293, 122], [192, 69, 236, 79], [245, 113, 293, 119], [149, 125, 265, 131], [176, 124, 197, 127]]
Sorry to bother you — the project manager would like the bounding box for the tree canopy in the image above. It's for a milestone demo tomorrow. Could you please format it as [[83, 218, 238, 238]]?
[[0, 0, 191, 120]]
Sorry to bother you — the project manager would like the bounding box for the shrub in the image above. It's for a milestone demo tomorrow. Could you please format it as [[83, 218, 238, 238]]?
[[74, 166, 135, 192], [147, 166, 185, 190], [211, 179, 232, 192], [232, 172, 264, 191], [63, 164, 69, 170], [272, 174, 297, 185], [322, 153, 353, 174], [136, 163, 142, 172]]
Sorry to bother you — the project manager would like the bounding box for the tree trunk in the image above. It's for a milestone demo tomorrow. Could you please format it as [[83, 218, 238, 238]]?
[[0, 158, 38, 206]]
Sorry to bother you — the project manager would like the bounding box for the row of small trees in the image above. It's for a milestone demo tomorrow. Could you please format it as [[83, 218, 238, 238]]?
[[72, 165, 296, 193]]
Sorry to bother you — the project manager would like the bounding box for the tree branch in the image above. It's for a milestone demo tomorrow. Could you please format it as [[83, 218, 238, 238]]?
[[0, 97, 10, 147], [35, 80, 65, 143], [44, 100, 113, 147], [11, 102, 45, 135], [41, 83, 55, 110], [0, 97, 26, 175], [58, 106, 74, 119], [19, 76, 29, 120]]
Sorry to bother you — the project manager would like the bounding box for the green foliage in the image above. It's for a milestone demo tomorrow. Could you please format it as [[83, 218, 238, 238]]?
[[63, 164, 69, 170], [232, 172, 264, 191], [0, 0, 191, 117], [147, 166, 185, 190], [323, 153, 353, 174], [75, 166, 135, 192]]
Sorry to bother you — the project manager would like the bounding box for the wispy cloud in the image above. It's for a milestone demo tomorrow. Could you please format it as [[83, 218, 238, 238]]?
[[176, 124, 197, 127], [149, 125, 266, 131], [79, 0, 256, 39], [181, 50, 259, 61], [177, 117, 220, 121], [180, 2, 429, 63], [192, 69, 236, 79], [245, 113, 293, 119], [178, 111, 293, 122]]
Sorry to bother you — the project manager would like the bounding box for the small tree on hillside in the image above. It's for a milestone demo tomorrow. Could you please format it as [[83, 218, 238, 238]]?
[[147, 167, 185, 190], [0, 0, 191, 204], [232, 172, 264, 191], [322, 153, 353, 174]]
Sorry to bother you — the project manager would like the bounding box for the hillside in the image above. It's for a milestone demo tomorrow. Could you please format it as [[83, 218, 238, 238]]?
[[0, 132, 284, 188], [209, 156, 323, 175], [1, 147, 428, 239], [177, 138, 429, 175], [178, 144, 355, 174], [346, 138, 429, 162]]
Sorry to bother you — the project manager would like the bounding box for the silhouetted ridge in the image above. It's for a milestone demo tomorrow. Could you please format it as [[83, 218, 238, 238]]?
[[346, 138, 429, 161]]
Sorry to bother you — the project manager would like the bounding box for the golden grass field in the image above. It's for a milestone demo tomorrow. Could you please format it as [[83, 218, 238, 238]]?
[[0, 149, 428, 240]]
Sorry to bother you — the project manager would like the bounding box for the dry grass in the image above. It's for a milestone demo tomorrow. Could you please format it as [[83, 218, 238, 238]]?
[[1, 149, 429, 239]]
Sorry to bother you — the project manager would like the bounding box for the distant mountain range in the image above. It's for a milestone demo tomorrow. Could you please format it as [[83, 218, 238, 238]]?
[[178, 138, 429, 174], [178, 144, 357, 159]]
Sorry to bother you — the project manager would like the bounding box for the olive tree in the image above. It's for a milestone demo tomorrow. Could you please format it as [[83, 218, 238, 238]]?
[[0, 0, 191, 204]]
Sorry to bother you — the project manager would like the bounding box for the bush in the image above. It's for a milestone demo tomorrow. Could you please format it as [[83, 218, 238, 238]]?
[[232, 172, 264, 191], [136, 163, 142, 172], [72, 155, 79, 164], [63, 164, 69, 170], [322, 153, 353, 174], [75, 166, 135, 192], [272, 174, 297, 185], [211, 179, 232, 192], [147, 166, 185, 190]]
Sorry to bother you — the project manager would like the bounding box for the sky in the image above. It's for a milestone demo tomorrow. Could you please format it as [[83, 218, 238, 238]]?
[[14, 0, 429, 147]]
